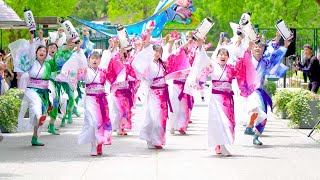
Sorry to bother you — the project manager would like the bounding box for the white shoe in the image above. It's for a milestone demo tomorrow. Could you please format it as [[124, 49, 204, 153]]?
[[239, 121, 247, 126], [220, 145, 232, 157], [170, 128, 175, 135], [90, 142, 97, 156], [58, 114, 63, 119], [147, 141, 155, 149], [116, 129, 122, 135]]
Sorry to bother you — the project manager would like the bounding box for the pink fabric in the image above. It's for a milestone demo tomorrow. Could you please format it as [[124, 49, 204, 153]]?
[[175, 0, 190, 7], [27, 79, 49, 89], [112, 52, 137, 130], [141, 33, 148, 41], [235, 50, 260, 97], [173, 80, 194, 110], [124, 63, 137, 80], [150, 84, 173, 113], [149, 86, 169, 145], [106, 53, 125, 84], [150, 21, 156, 27], [197, 51, 259, 96], [77, 68, 87, 81], [176, 6, 192, 18], [150, 38, 165, 45], [86, 83, 105, 95], [86, 92, 112, 145], [171, 30, 180, 40], [172, 80, 194, 131], [204, 42, 213, 50], [166, 47, 191, 74], [187, 46, 197, 65], [114, 88, 133, 130], [199, 63, 213, 83], [194, 53, 259, 142], [129, 80, 140, 101]]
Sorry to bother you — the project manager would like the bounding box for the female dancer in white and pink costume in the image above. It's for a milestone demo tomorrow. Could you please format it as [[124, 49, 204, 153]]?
[[165, 32, 194, 135], [78, 51, 123, 156], [110, 47, 137, 136], [185, 38, 259, 156], [132, 28, 174, 149]]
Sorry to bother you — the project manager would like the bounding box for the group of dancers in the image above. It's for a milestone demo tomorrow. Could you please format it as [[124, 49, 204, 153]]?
[[8, 18, 290, 157]]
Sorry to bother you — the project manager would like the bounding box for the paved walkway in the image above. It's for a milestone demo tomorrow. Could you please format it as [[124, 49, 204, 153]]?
[[0, 94, 319, 179]]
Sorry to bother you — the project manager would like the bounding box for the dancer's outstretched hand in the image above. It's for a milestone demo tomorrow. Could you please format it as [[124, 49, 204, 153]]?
[[284, 39, 291, 48], [248, 41, 254, 51], [76, 41, 81, 53], [29, 32, 34, 44], [38, 29, 44, 40], [143, 27, 153, 48], [146, 26, 154, 35], [275, 32, 281, 44], [196, 38, 204, 48]]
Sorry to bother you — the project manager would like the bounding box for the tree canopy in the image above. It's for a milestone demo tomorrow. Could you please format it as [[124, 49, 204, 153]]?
[[107, 0, 159, 24], [1, 0, 320, 49], [72, 0, 109, 21], [2, 0, 78, 49], [191, 0, 320, 42]]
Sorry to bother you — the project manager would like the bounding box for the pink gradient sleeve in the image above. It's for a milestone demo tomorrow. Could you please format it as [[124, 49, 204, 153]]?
[[235, 50, 260, 97]]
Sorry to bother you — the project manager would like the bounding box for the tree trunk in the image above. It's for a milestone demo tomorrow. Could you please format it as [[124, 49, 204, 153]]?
[[316, 0, 320, 6]]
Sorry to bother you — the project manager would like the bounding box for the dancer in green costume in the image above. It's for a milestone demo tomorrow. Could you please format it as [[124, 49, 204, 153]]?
[[12, 32, 59, 145], [48, 39, 80, 133]]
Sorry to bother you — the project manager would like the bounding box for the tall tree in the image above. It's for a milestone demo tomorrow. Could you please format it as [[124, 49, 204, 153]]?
[[107, 0, 159, 24], [4, 0, 77, 17], [72, 0, 109, 21]]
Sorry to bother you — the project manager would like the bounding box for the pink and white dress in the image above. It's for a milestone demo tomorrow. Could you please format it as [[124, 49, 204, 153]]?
[[78, 51, 124, 146], [185, 47, 259, 147], [132, 45, 173, 147], [110, 52, 137, 132], [167, 47, 193, 132]]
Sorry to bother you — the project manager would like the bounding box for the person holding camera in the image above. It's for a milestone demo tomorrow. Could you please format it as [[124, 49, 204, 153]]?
[[295, 44, 319, 93], [290, 55, 299, 76], [296, 44, 317, 83], [218, 32, 232, 47]]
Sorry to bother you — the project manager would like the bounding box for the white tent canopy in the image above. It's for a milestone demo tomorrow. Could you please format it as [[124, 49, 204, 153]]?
[[0, 0, 26, 29]]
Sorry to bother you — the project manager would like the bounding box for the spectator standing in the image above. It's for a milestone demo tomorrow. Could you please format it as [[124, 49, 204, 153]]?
[[298, 44, 317, 83], [297, 45, 319, 93]]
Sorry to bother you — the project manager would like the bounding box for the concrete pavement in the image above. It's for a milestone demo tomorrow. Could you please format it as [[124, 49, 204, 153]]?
[[0, 94, 320, 180]]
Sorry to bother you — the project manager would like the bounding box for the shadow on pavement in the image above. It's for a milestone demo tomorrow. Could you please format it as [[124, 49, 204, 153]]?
[[207, 154, 279, 159]]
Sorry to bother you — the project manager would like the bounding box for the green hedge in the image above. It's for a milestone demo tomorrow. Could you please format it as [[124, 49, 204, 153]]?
[[0, 88, 24, 133]]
